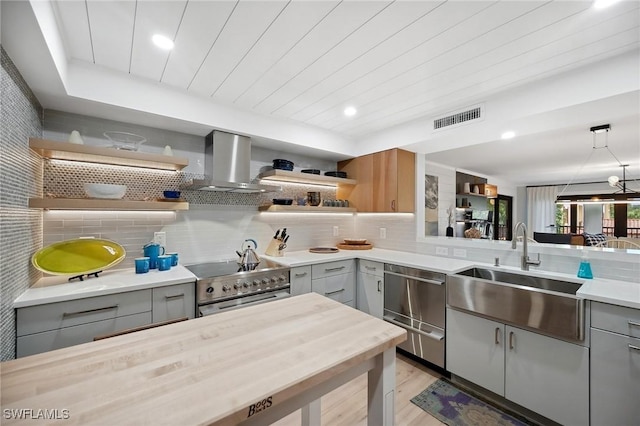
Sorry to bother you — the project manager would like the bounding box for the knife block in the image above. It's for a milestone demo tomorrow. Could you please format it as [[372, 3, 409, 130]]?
[[265, 238, 284, 257]]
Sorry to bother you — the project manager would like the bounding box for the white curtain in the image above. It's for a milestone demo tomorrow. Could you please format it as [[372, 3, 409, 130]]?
[[527, 186, 559, 233]]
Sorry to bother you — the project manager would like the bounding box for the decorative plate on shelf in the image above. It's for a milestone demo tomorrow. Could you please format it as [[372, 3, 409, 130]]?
[[32, 238, 126, 275]]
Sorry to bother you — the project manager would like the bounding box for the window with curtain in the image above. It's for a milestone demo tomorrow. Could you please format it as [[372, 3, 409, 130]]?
[[527, 186, 559, 233]]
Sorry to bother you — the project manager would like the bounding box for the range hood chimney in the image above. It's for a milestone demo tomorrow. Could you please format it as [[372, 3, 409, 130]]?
[[185, 130, 281, 193]]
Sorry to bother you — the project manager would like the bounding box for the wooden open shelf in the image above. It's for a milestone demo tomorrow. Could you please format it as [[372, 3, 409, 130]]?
[[29, 138, 189, 171], [259, 205, 356, 213], [257, 169, 356, 186], [29, 198, 189, 211]]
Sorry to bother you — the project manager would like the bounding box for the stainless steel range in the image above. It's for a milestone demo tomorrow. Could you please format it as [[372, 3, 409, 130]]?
[[185, 259, 291, 316]]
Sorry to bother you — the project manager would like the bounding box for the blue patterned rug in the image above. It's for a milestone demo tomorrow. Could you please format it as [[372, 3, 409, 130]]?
[[411, 379, 528, 426]]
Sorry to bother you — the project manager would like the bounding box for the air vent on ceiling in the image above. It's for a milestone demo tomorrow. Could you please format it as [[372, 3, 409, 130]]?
[[433, 106, 482, 130]]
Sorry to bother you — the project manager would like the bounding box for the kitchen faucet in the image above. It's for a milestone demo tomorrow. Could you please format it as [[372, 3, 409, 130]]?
[[511, 222, 541, 271]]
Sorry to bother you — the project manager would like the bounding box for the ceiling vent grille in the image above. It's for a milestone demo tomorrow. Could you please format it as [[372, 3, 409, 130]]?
[[433, 106, 482, 130]]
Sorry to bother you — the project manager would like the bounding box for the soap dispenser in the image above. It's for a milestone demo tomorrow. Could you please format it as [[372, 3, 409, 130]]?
[[577, 251, 593, 279]]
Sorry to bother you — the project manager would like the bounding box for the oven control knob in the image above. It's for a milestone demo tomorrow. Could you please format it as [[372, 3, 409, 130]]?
[[233, 283, 241, 290], [271, 276, 278, 283], [206, 286, 214, 294], [262, 278, 270, 285], [278, 275, 287, 282], [253, 279, 260, 286], [242, 282, 250, 288], [222, 285, 231, 292]]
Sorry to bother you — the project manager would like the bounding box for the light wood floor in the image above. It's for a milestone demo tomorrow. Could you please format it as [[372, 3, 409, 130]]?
[[272, 352, 445, 426]]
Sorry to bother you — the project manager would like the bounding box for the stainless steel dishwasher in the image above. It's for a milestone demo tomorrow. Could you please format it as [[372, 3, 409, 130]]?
[[383, 264, 446, 368]]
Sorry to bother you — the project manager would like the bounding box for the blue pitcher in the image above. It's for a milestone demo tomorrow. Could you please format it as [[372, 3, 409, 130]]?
[[143, 242, 165, 269]]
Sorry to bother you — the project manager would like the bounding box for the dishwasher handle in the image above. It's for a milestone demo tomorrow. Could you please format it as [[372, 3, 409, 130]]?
[[383, 316, 444, 341], [384, 270, 444, 285]]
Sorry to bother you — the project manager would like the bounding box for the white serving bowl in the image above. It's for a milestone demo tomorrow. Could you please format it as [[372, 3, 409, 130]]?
[[84, 183, 127, 199]]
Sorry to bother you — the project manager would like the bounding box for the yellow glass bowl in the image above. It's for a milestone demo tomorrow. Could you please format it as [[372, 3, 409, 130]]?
[[32, 238, 126, 275]]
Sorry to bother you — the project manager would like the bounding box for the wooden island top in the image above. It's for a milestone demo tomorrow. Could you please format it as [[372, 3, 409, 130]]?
[[1, 293, 406, 425]]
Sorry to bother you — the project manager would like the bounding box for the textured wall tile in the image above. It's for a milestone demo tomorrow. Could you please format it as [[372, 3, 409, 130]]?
[[0, 47, 43, 361]]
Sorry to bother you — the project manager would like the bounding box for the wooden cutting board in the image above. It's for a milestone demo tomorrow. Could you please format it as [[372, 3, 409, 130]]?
[[337, 243, 373, 250]]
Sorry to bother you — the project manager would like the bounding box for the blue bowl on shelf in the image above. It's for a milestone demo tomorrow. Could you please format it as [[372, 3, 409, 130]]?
[[163, 190, 181, 199]]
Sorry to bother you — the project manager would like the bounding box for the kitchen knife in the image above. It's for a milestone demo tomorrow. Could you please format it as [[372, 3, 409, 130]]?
[[274, 229, 280, 239], [281, 228, 287, 240], [283, 235, 290, 243]]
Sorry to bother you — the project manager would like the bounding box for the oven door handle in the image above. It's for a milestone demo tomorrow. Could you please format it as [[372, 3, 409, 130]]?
[[383, 315, 444, 341], [199, 291, 290, 316]]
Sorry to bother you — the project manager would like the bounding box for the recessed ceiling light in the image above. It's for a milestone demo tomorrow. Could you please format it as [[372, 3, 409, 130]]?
[[344, 106, 357, 117], [152, 34, 174, 50], [501, 131, 515, 140], [593, 0, 620, 9]]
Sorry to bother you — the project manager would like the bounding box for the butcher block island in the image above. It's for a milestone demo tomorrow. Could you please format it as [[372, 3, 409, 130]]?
[[1, 293, 406, 426]]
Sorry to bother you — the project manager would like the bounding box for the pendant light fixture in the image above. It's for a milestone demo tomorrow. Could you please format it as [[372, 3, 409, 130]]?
[[556, 124, 639, 205]]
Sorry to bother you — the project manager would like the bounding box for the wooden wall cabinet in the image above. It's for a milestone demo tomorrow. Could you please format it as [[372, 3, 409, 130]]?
[[337, 148, 415, 212]]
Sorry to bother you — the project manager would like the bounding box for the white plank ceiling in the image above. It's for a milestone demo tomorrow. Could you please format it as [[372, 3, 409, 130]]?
[[50, 0, 640, 139]]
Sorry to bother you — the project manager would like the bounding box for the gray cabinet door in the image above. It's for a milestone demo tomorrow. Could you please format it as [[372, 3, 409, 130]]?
[[152, 282, 195, 323], [357, 271, 383, 318], [446, 308, 505, 396], [591, 328, 640, 426], [505, 326, 589, 426]]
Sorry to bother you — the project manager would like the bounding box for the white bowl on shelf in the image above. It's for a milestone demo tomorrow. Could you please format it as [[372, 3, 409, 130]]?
[[103, 131, 146, 151], [84, 183, 127, 199]]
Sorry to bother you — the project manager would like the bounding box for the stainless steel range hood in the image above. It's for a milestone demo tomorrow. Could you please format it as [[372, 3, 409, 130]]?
[[184, 130, 281, 193]]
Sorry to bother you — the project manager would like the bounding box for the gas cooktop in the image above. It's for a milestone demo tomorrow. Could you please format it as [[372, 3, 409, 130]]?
[[185, 259, 288, 279]]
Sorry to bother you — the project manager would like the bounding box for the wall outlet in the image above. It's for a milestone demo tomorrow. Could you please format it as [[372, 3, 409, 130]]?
[[333, 226, 339, 236], [379, 228, 386, 239], [435, 247, 449, 256], [453, 248, 467, 258], [154, 231, 166, 247]]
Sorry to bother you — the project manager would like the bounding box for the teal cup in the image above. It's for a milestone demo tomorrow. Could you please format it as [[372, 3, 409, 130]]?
[[167, 252, 179, 266], [157, 255, 172, 271], [135, 257, 150, 274]]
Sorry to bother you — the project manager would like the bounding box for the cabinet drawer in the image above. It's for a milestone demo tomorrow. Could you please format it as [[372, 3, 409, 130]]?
[[17, 290, 152, 336], [152, 282, 195, 323], [291, 266, 312, 296], [312, 260, 355, 279], [591, 301, 640, 338], [358, 260, 383, 276], [17, 312, 152, 358], [312, 272, 355, 305]]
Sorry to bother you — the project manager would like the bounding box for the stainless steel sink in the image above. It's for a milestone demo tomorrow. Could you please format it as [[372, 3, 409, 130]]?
[[447, 267, 585, 342]]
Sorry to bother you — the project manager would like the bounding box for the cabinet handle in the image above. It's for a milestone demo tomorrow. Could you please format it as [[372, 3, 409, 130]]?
[[628, 320, 640, 327], [365, 265, 377, 271], [325, 289, 345, 296], [165, 293, 184, 301], [294, 272, 308, 278], [324, 266, 345, 272], [93, 317, 188, 341], [495, 327, 500, 345], [629, 344, 640, 352], [391, 200, 396, 211], [63, 305, 118, 317], [377, 280, 382, 292], [509, 331, 515, 350]]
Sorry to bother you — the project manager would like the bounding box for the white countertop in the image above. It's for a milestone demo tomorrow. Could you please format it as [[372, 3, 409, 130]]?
[[15, 248, 639, 310], [266, 248, 474, 274], [14, 265, 197, 308], [268, 248, 640, 310]]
